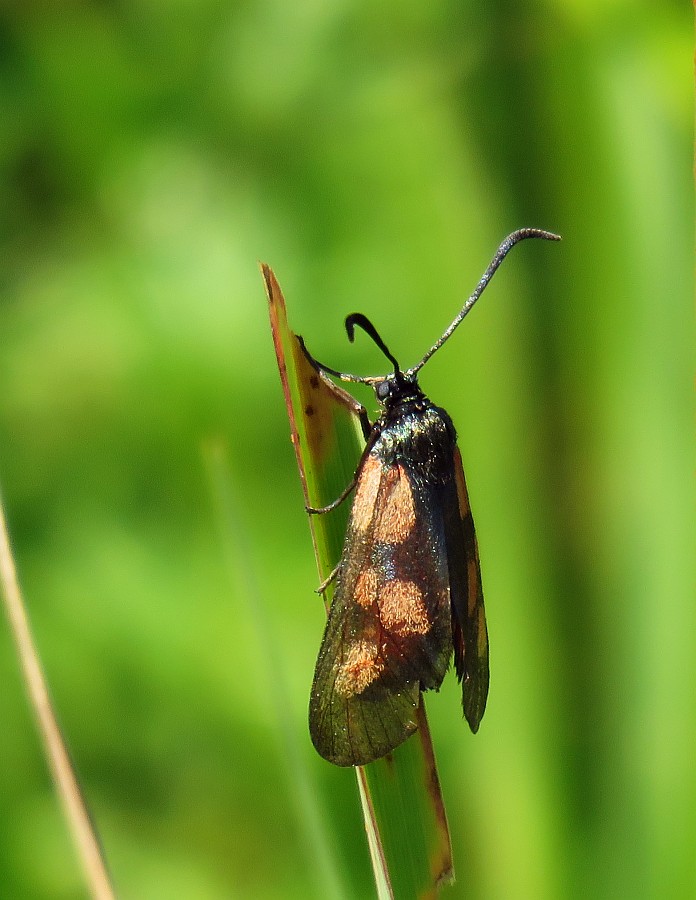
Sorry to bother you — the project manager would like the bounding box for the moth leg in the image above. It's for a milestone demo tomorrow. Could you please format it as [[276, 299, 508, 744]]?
[[306, 477, 357, 515], [356, 407, 371, 441], [315, 563, 340, 595]]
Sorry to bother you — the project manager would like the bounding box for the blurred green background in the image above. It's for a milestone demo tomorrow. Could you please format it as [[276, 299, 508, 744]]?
[[0, 2, 692, 898]]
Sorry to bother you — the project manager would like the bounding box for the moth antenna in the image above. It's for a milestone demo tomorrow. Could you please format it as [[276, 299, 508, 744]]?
[[296, 335, 367, 383], [407, 228, 561, 376], [296, 334, 380, 385], [345, 313, 402, 377]]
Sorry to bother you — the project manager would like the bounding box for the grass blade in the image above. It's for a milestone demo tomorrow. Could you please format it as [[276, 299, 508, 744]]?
[[0, 490, 115, 900]]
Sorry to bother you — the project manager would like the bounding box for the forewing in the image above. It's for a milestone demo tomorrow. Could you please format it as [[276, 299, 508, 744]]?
[[309, 455, 453, 766], [444, 447, 489, 731]]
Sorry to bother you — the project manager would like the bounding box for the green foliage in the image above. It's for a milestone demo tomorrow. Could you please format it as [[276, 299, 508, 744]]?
[[0, 3, 692, 898]]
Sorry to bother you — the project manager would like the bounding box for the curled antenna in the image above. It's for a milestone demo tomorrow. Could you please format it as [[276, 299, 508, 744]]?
[[345, 313, 401, 377], [297, 314, 401, 386], [407, 228, 561, 376]]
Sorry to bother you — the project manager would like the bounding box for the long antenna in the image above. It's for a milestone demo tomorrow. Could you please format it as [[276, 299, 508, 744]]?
[[407, 228, 561, 376]]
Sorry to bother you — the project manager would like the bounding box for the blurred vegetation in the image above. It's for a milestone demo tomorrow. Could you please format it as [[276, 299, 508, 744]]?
[[0, 2, 692, 898]]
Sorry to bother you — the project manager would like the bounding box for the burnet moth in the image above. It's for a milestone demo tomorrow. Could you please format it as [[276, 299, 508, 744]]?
[[301, 228, 560, 767]]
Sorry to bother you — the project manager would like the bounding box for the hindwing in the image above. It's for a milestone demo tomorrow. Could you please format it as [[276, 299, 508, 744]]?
[[444, 447, 489, 731]]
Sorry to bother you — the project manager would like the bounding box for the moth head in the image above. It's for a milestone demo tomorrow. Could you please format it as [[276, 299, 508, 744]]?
[[374, 371, 419, 407], [342, 315, 421, 407]]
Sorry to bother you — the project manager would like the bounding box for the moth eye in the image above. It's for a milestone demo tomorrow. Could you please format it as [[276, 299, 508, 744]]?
[[376, 381, 391, 401]]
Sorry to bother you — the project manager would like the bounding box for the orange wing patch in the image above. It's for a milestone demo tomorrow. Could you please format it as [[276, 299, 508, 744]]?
[[351, 455, 383, 532], [334, 639, 384, 697], [467, 558, 480, 615], [373, 464, 416, 543], [379, 581, 430, 636], [452, 448, 471, 518], [354, 569, 379, 608]]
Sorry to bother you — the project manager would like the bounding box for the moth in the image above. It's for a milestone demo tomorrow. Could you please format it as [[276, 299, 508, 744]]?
[[302, 228, 560, 766]]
